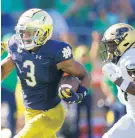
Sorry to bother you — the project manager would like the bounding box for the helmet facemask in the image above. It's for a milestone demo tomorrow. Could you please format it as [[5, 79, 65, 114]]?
[[15, 8, 53, 51], [100, 32, 128, 63], [15, 25, 49, 50], [100, 40, 120, 63]]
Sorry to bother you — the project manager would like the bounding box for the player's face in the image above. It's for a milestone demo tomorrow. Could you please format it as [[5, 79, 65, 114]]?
[[101, 41, 118, 62], [20, 29, 36, 44], [106, 41, 117, 54]]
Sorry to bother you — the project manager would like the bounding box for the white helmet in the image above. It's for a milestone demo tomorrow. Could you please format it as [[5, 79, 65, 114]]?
[[101, 23, 135, 63], [15, 8, 53, 50]]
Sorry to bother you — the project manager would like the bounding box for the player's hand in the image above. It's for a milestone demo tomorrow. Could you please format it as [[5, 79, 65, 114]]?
[[63, 90, 83, 104], [58, 85, 82, 104], [1, 42, 7, 56], [102, 62, 122, 82]]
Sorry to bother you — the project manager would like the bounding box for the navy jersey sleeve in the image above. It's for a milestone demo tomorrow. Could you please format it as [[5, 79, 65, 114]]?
[[55, 42, 73, 64], [8, 35, 17, 54]]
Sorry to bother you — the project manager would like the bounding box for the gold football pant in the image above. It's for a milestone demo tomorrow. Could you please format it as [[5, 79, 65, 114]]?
[[14, 102, 66, 138]]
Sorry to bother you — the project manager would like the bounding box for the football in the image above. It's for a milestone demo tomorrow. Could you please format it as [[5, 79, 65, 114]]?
[[59, 75, 80, 92]]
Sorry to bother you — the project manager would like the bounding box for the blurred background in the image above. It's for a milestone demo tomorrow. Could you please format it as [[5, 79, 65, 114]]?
[[1, 0, 135, 138]]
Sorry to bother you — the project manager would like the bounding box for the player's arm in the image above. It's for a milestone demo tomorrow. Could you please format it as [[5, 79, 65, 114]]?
[[102, 61, 135, 95], [55, 44, 91, 103], [1, 55, 15, 80], [115, 59, 135, 95], [57, 58, 91, 104], [57, 58, 91, 89], [115, 78, 135, 95]]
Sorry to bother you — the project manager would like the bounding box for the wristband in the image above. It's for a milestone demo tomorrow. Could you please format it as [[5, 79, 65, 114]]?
[[77, 86, 88, 97], [120, 79, 130, 92]]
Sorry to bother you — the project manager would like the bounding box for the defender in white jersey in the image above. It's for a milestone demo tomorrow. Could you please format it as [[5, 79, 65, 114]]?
[[101, 23, 135, 138]]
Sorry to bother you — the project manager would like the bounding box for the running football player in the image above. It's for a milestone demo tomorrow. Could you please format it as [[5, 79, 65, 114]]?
[[101, 23, 135, 138], [1, 8, 91, 138]]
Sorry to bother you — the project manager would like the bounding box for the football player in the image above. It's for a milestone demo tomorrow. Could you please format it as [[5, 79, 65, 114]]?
[[1, 8, 91, 138], [101, 23, 135, 138]]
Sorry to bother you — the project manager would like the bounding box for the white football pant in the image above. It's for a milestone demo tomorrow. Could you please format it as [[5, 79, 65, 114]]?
[[102, 114, 135, 138]]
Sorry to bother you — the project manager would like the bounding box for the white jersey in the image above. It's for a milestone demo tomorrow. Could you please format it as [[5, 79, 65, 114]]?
[[117, 47, 135, 120], [102, 47, 135, 138]]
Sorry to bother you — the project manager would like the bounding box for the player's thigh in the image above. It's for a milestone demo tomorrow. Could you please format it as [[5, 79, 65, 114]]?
[[45, 102, 66, 133], [102, 114, 135, 138], [24, 108, 43, 124], [14, 113, 48, 138], [50, 135, 57, 138], [14, 102, 66, 138]]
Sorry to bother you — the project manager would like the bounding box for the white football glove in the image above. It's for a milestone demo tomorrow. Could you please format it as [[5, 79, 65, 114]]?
[[102, 63, 122, 82]]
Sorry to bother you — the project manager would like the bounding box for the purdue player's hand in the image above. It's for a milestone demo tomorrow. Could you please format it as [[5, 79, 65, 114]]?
[[102, 62, 122, 82], [1, 42, 7, 56], [58, 85, 83, 104]]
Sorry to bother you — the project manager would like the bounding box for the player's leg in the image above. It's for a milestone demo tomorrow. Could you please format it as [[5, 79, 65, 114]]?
[[44, 102, 66, 137], [50, 135, 57, 138], [14, 112, 48, 138], [14, 102, 66, 138], [102, 114, 135, 138]]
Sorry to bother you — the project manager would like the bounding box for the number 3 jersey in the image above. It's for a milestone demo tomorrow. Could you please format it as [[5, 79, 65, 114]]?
[[8, 35, 73, 110], [117, 47, 135, 120]]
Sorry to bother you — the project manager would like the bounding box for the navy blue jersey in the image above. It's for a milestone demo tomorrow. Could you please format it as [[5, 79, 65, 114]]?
[[8, 35, 73, 110]]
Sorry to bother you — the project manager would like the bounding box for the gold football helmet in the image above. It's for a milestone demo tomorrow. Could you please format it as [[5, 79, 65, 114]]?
[[101, 23, 135, 63], [15, 8, 53, 50]]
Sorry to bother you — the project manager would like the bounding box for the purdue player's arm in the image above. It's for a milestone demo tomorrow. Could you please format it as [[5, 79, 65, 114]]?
[[115, 78, 135, 95], [115, 58, 135, 95], [1, 54, 15, 80]]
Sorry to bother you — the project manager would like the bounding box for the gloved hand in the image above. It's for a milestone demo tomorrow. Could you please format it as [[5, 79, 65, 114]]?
[[102, 62, 122, 82], [1, 42, 7, 56], [58, 84, 83, 104]]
